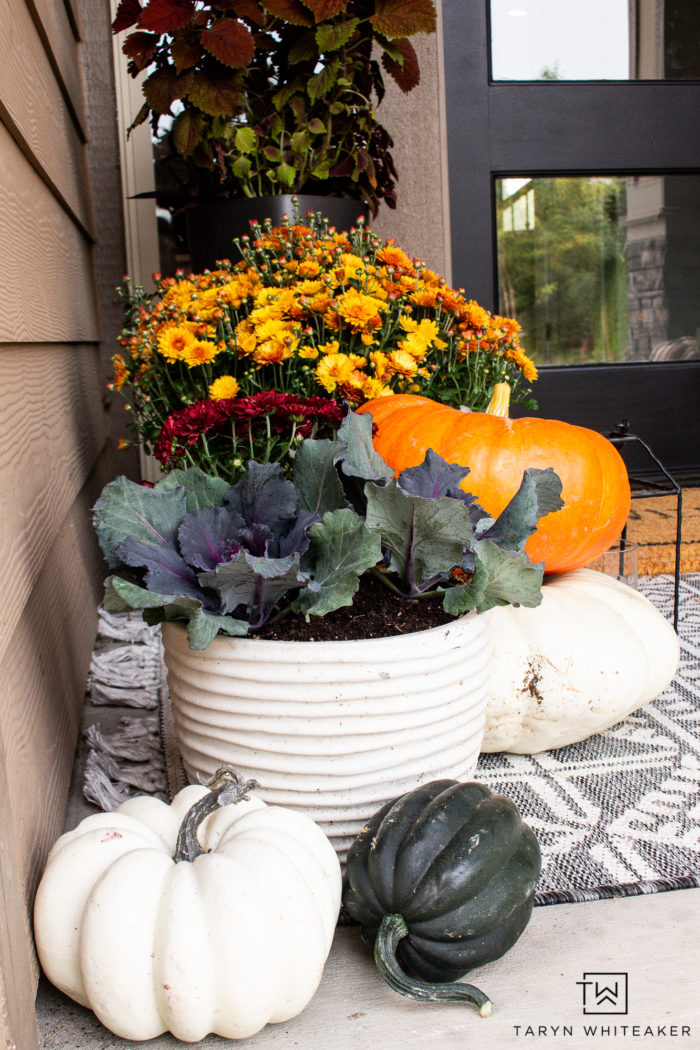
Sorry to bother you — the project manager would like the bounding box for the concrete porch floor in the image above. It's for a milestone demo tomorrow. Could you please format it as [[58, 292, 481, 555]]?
[[36, 704, 700, 1050]]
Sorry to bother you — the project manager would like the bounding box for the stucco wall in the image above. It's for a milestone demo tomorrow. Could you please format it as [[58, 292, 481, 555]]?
[[372, 0, 452, 282]]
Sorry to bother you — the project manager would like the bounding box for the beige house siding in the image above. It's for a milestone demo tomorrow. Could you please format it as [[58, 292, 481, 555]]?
[[0, 2, 128, 1045]]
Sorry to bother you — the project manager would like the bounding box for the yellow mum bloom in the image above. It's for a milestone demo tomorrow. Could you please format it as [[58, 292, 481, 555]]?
[[298, 259, 321, 278], [307, 291, 333, 314], [323, 308, 340, 332], [246, 307, 283, 329], [161, 280, 196, 311], [235, 325, 258, 357], [214, 280, 247, 309], [398, 332, 430, 362], [254, 288, 282, 307], [181, 340, 220, 367], [315, 352, 356, 392], [370, 350, 391, 380], [193, 287, 222, 318], [299, 346, 320, 359], [317, 340, 340, 355], [360, 376, 393, 400], [253, 341, 296, 365], [338, 253, 366, 282], [157, 325, 197, 362], [287, 297, 308, 322], [254, 318, 296, 342], [294, 279, 324, 296], [336, 288, 386, 329], [418, 319, 442, 344], [253, 288, 296, 316], [386, 349, 419, 378], [362, 274, 389, 301], [209, 375, 240, 400], [342, 370, 374, 403], [401, 318, 449, 351]]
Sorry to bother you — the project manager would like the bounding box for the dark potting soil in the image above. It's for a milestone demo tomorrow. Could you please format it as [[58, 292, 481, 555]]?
[[253, 572, 454, 642]]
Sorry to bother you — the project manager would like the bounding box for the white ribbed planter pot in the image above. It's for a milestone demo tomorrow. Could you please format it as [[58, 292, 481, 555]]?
[[162, 612, 492, 859]]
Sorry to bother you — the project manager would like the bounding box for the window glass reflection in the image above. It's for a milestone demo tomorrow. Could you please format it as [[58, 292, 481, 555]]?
[[496, 176, 700, 365], [490, 0, 700, 80]]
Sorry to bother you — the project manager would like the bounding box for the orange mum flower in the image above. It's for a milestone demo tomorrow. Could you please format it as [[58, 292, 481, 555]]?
[[386, 349, 419, 378], [112, 354, 128, 391], [336, 288, 386, 330], [411, 287, 440, 308], [465, 301, 490, 329], [377, 245, 414, 271]]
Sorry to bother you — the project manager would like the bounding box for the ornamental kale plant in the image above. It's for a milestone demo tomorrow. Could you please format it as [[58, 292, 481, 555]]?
[[93, 411, 563, 648]]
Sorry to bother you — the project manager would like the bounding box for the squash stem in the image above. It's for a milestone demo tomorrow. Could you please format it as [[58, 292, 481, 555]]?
[[485, 382, 511, 418], [174, 767, 259, 863], [374, 914, 493, 1018]]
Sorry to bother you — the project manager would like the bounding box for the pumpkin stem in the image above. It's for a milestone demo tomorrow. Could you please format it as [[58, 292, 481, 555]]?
[[486, 382, 511, 418], [374, 914, 493, 1017], [174, 767, 259, 863]]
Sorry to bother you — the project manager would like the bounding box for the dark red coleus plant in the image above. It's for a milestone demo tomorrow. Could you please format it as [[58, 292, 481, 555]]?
[[112, 0, 437, 213]]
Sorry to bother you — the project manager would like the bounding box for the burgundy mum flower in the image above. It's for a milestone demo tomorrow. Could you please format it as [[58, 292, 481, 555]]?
[[154, 391, 345, 471]]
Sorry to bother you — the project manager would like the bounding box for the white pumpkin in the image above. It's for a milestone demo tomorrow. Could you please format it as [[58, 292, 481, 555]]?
[[482, 569, 680, 753], [34, 769, 341, 1043]]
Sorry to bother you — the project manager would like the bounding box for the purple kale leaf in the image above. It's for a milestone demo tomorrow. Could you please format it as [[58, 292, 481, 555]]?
[[177, 506, 246, 570], [397, 449, 491, 529], [200, 551, 307, 629], [224, 461, 297, 538], [480, 467, 564, 551], [115, 537, 207, 605]]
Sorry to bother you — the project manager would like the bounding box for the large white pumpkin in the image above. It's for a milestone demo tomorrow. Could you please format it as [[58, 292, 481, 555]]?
[[482, 569, 680, 753], [34, 769, 341, 1042]]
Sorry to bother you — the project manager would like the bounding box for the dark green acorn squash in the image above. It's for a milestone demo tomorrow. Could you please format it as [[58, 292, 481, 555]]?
[[342, 779, 541, 1015]]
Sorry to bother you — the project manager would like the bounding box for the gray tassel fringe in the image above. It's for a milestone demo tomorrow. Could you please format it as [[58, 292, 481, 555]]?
[[83, 609, 171, 810]]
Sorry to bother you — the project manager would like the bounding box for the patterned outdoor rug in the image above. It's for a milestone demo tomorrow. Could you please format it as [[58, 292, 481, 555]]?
[[83, 572, 700, 907]]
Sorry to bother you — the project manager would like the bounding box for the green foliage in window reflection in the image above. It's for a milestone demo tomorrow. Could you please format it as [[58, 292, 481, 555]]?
[[497, 177, 628, 366]]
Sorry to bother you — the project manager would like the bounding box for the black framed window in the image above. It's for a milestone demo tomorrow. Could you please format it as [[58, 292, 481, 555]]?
[[490, 0, 700, 81], [442, 0, 700, 478]]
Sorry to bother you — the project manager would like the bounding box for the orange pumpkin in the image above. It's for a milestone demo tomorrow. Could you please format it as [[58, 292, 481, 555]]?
[[357, 385, 630, 575]]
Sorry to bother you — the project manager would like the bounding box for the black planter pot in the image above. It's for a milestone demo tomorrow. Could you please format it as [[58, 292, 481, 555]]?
[[184, 195, 369, 272]]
